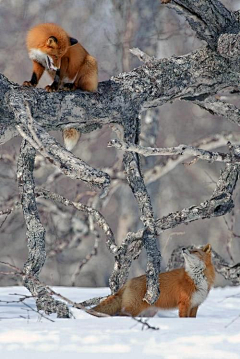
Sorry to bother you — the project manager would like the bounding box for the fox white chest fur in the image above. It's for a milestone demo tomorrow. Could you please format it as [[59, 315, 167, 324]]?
[[191, 274, 209, 307], [29, 49, 58, 71], [184, 253, 209, 308]]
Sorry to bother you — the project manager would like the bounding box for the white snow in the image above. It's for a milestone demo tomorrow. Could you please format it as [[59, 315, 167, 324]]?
[[0, 286, 240, 358]]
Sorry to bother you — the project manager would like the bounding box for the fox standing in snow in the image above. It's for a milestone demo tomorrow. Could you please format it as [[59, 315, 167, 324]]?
[[23, 23, 98, 150], [93, 244, 215, 317]]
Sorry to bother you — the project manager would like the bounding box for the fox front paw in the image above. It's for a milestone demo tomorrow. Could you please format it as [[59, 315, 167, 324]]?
[[45, 83, 59, 92], [23, 81, 34, 87]]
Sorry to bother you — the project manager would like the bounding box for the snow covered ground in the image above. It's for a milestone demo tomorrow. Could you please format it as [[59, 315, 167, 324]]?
[[0, 285, 240, 359]]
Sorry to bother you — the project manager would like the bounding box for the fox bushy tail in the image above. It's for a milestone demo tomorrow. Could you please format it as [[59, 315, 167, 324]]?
[[93, 292, 122, 315]]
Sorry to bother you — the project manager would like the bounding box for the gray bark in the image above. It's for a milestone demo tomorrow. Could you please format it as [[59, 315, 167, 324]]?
[[17, 140, 70, 317], [1, 0, 240, 313]]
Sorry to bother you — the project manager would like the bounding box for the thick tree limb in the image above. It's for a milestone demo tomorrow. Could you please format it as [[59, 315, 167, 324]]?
[[9, 94, 110, 194], [218, 33, 240, 60], [117, 117, 161, 304], [1, 48, 240, 146], [17, 140, 70, 318]]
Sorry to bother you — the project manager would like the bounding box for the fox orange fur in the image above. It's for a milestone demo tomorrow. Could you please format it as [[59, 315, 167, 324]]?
[[23, 23, 98, 150], [93, 244, 215, 317]]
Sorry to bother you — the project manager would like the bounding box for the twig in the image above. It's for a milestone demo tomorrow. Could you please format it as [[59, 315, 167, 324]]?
[[131, 316, 160, 331]]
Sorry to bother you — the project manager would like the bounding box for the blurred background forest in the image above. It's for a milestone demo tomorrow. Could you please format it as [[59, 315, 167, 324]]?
[[1, 0, 240, 288]]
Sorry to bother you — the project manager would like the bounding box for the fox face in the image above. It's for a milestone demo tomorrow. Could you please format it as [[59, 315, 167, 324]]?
[[29, 48, 59, 71], [29, 36, 70, 71], [27, 25, 78, 72], [182, 244, 212, 274]]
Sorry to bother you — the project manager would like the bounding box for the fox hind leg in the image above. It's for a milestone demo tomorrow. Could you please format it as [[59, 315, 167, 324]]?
[[77, 56, 98, 92]]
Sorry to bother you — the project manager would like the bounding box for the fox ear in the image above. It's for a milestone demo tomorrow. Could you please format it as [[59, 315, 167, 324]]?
[[47, 36, 58, 48], [69, 37, 78, 46], [203, 244, 211, 253]]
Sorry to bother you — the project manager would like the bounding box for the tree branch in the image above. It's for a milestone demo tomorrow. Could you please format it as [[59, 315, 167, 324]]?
[[161, 0, 236, 50], [144, 131, 240, 185], [156, 162, 238, 232], [17, 140, 70, 318], [9, 94, 110, 195], [183, 95, 240, 127], [118, 116, 161, 305], [35, 188, 117, 255], [108, 138, 236, 163]]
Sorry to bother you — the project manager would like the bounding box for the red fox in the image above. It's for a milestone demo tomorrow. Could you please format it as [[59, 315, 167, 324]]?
[[93, 244, 215, 317], [23, 23, 98, 150]]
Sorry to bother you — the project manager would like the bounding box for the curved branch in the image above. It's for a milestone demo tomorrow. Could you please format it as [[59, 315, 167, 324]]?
[[35, 188, 117, 254], [162, 0, 236, 49], [183, 96, 240, 127], [9, 94, 110, 194], [156, 162, 238, 232]]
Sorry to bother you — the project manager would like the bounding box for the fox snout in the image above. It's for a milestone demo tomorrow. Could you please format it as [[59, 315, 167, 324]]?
[[182, 247, 189, 254], [46, 56, 58, 71]]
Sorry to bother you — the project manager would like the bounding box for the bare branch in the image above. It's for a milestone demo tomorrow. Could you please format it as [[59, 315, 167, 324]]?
[[184, 96, 240, 127], [145, 132, 240, 185], [9, 96, 110, 195], [17, 140, 70, 318], [35, 188, 117, 254], [129, 48, 152, 63], [156, 162, 238, 233], [108, 138, 235, 163], [0, 261, 108, 318], [161, 0, 236, 50], [120, 117, 161, 305]]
